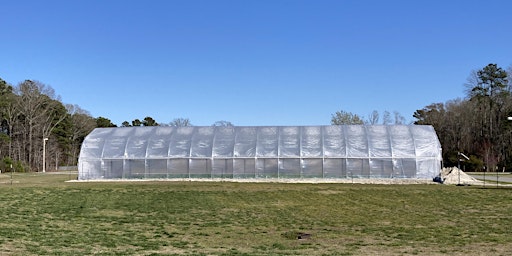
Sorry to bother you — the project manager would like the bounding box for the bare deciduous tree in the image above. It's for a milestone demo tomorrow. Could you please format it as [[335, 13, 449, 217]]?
[[382, 111, 391, 125], [66, 104, 96, 166], [367, 110, 379, 125], [13, 80, 67, 170], [393, 111, 405, 125], [169, 118, 192, 127]]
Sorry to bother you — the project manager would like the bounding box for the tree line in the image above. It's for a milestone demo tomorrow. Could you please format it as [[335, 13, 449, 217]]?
[[1, 63, 511, 172], [331, 63, 512, 171], [0, 78, 233, 172], [0, 79, 96, 172], [414, 64, 512, 171]]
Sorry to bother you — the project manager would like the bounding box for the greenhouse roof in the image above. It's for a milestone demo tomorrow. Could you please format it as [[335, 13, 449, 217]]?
[[80, 125, 441, 159]]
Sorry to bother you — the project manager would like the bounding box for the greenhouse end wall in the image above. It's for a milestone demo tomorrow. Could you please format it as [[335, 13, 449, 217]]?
[[78, 125, 442, 180]]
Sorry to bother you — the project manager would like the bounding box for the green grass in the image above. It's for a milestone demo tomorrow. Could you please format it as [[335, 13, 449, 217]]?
[[1, 173, 512, 255]]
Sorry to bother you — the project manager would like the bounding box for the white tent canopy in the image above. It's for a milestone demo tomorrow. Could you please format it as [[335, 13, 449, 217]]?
[[78, 125, 442, 180]]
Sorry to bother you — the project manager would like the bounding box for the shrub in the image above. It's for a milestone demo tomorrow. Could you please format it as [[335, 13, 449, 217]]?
[[0, 157, 27, 173]]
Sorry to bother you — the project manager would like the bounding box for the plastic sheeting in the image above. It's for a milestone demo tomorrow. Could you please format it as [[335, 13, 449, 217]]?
[[78, 125, 442, 180]]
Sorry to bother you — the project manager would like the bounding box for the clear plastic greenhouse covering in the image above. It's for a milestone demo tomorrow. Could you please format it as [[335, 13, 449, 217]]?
[[78, 125, 442, 180]]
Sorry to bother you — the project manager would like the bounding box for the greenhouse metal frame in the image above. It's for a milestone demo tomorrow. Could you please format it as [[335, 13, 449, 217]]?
[[78, 125, 442, 180]]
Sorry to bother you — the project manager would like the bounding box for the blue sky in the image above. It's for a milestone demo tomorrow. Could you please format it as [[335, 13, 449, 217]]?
[[1, 0, 511, 126]]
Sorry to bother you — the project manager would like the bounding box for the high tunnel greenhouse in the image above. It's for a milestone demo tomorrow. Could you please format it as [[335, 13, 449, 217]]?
[[78, 125, 442, 180]]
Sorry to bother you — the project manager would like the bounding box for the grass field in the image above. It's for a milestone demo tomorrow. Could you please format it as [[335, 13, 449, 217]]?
[[0, 173, 511, 255]]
